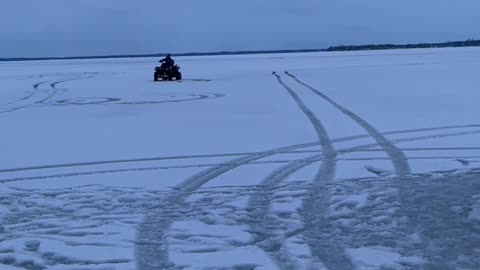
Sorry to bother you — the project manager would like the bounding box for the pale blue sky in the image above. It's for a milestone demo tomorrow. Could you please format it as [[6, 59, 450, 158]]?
[[1, 0, 479, 57]]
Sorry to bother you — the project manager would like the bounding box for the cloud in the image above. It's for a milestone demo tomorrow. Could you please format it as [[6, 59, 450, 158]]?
[[1, 0, 479, 57]]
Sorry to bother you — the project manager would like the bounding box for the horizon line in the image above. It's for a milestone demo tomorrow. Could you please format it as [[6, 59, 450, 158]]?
[[2, 38, 479, 62]]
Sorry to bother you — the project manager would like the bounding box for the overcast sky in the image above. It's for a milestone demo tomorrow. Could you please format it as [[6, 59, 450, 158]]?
[[1, 0, 479, 58]]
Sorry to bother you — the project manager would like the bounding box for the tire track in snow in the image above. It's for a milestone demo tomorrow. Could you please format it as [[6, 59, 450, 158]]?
[[1, 124, 479, 174], [0, 80, 46, 109], [291, 146, 480, 153], [118, 93, 225, 105], [135, 72, 354, 269], [0, 159, 321, 184], [137, 69, 418, 268], [285, 71, 411, 176], [0, 122, 474, 270], [248, 127, 480, 270], [0, 152, 263, 174], [283, 70, 409, 269], [0, 73, 97, 114], [271, 72, 351, 269], [34, 80, 65, 104], [249, 73, 474, 269], [52, 93, 225, 107], [2, 130, 476, 268], [2, 129, 479, 184], [247, 154, 322, 270], [135, 141, 324, 270], [0, 82, 45, 113], [36, 74, 98, 104], [33, 81, 47, 89], [37, 93, 224, 107], [5, 154, 480, 184], [300, 131, 480, 270]]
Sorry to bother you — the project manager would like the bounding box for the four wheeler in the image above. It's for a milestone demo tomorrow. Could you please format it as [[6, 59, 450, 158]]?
[[154, 64, 182, 81]]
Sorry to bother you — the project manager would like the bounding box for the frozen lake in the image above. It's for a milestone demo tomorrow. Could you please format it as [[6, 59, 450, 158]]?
[[1, 48, 480, 269]]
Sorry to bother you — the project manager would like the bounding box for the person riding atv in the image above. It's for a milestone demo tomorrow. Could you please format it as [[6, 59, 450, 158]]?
[[154, 54, 182, 81], [159, 54, 174, 69]]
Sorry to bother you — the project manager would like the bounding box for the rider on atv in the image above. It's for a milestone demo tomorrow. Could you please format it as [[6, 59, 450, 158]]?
[[154, 54, 182, 81], [159, 54, 174, 69]]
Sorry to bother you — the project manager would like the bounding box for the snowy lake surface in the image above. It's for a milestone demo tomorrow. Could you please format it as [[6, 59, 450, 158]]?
[[1, 48, 480, 269]]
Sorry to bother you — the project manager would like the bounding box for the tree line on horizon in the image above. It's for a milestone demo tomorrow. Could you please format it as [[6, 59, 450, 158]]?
[[328, 39, 480, 51], [3, 39, 480, 62]]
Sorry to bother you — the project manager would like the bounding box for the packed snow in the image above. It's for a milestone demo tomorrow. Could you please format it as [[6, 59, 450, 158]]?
[[1, 47, 480, 269]]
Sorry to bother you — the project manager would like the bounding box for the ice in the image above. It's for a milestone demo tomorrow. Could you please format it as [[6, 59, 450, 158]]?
[[1, 48, 480, 269]]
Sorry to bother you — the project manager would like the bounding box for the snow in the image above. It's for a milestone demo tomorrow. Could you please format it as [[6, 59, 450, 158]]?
[[1, 47, 480, 269], [347, 246, 423, 269], [469, 195, 480, 222]]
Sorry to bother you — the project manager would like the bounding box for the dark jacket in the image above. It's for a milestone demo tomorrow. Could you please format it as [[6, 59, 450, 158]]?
[[160, 55, 174, 66]]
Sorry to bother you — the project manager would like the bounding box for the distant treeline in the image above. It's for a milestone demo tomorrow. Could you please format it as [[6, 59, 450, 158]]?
[[328, 39, 480, 52], [2, 39, 480, 62]]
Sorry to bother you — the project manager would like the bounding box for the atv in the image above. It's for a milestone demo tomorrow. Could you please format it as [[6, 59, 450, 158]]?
[[154, 64, 182, 81]]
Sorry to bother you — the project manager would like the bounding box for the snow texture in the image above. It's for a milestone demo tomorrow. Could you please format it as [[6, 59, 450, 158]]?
[[1, 47, 480, 269]]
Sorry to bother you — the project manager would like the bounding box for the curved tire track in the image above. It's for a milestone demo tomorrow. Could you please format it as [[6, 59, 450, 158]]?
[[138, 70, 442, 268], [274, 72, 355, 269], [44, 93, 224, 107], [249, 73, 475, 269], [0, 80, 46, 109], [247, 154, 322, 270], [247, 127, 480, 269], [285, 71, 411, 176], [3, 129, 479, 184], [0, 122, 475, 270], [38, 74, 98, 105], [135, 141, 322, 270], [118, 93, 224, 105], [0, 73, 97, 114], [1, 124, 478, 174]]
